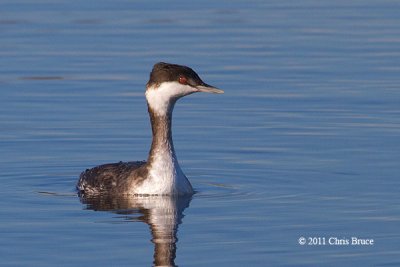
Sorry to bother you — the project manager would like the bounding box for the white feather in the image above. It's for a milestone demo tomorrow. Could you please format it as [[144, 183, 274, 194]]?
[[132, 146, 193, 195], [131, 82, 195, 195], [145, 82, 196, 116]]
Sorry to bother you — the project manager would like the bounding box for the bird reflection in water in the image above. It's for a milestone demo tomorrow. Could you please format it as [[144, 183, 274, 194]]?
[[79, 194, 192, 267]]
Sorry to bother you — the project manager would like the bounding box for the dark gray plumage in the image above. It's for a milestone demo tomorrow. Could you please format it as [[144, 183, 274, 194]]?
[[77, 161, 147, 195], [147, 62, 210, 88]]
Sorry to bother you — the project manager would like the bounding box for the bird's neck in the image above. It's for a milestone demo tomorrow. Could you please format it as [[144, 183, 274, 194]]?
[[143, 92, 193, 195], [147, 103, 177, 165]]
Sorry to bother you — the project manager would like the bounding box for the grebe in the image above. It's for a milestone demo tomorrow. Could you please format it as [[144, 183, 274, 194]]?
[[77, 62, 223, 195]]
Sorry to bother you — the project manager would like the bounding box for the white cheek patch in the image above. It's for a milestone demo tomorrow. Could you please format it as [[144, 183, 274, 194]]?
[[146, 82, 195, 116]]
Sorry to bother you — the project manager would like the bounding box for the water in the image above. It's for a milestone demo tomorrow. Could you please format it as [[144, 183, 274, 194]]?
[[1, 1, 399, 266]]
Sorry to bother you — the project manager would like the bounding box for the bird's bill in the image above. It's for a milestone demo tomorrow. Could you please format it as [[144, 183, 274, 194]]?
[[196, 84, 224, 94]]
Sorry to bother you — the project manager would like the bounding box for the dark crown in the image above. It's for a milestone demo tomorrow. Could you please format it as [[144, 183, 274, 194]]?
[[147, 62, 205, 88]]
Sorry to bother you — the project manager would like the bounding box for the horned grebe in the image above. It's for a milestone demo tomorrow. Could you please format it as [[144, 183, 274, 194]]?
[[77, 62, 223, 195]]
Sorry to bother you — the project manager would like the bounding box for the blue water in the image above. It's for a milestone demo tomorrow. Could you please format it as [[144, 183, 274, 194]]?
[[1, 1, 400, 266]]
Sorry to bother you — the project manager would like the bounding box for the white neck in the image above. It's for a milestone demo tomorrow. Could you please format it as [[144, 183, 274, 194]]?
[[133, 84, 194, 195]]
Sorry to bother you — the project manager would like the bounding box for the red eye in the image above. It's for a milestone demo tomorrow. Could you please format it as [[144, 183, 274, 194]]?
[[179, 76, 187, 85]]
